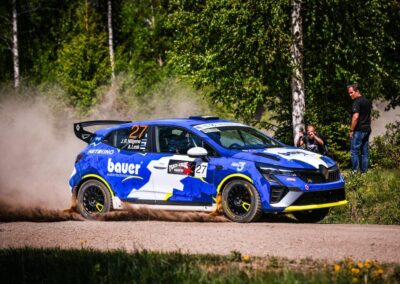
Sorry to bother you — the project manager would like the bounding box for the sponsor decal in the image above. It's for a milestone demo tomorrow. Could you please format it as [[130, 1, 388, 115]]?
[[264, 148, 328, 169], [202, 128, 220, 133], [194, 122, 246, 131], [305, 184, 309, 191], [168, 160, 196, 176], [90, 136, 102, 146], [286, 177, 296, 182], [88, 149, 114, 155], [276, 150, 309, 157], [107, 158, 141, 177], [231, 161, 246, 172]]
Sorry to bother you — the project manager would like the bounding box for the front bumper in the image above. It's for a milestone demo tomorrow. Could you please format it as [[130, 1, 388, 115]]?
[[266, 186, 347, 212], [283, 200, 348, 212]]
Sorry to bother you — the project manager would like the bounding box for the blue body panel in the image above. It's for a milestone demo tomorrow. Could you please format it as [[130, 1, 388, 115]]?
[[70, 118, 345, 212]]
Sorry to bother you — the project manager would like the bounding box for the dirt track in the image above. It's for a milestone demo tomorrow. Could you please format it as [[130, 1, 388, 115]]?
[[1, 221, 399, 263]]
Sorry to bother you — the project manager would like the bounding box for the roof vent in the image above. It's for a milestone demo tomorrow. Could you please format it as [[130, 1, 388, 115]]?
[[188, 115, 219, 120]]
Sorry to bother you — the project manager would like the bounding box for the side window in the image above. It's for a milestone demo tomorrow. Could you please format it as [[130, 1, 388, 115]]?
[[202, 141, 218, 157], [157, 126, 212, 155], [104, 125, 149, 151]]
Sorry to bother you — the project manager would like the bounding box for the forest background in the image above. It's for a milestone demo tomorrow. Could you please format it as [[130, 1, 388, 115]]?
[[0, 0, 399, 168]]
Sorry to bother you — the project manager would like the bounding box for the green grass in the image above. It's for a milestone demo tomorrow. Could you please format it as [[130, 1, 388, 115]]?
[[0, 248, 399, 284], [323, 168, 400, 225]]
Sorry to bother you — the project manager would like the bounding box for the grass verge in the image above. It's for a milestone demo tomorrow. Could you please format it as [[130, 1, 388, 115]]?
[[324, 168, 400, 225], [0, 248, 399, 283]]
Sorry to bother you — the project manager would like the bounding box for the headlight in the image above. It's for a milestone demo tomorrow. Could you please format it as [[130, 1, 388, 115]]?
[[258, 166, 296, 176], [257, 165, 296, 183]]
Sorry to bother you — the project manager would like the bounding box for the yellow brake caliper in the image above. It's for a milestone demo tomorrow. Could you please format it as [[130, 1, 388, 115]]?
[[95, 203, 104, 212], [242, 202, 251, 212], [241, 183, 252, 212]]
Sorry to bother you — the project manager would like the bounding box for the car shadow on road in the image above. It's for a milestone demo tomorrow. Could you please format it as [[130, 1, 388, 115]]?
[[257, 213, 298, 223]]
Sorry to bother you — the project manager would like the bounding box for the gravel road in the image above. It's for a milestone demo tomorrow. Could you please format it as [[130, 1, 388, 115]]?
[[1, 221, 399, 263]]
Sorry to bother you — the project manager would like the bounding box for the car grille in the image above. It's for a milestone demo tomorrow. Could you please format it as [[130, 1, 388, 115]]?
[[292, 188, 345, 206], [295, 167, 341, 184]]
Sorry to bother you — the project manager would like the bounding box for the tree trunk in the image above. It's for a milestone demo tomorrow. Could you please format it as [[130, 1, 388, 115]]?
[[107, 0, 115, 85], [12, 0, 20, 89], [290, 0, 305, 146]]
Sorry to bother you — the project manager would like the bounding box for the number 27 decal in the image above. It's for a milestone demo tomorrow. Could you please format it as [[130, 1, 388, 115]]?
[[195, 163, 208, 178], [129, 125, 148, 139]]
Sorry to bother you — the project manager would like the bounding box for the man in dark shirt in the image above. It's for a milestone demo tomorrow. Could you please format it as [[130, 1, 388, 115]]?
[[348, 83, 372, 172]]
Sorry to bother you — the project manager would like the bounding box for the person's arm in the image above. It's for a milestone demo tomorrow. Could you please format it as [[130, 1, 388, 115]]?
[[299, 135, 305, 146], [313, 134, 324, 145], [350, 112, 359, 139]]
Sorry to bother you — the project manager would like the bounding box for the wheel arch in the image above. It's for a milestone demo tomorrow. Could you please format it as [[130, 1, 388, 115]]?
[[75, 174, 114, 198], [217, 174, 254, 194]]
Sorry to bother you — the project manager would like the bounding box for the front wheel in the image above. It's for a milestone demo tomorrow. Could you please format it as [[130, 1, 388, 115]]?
[[221, 180, 262, 223], [293, 208, 329, 223], [77, 179, 112, 219]]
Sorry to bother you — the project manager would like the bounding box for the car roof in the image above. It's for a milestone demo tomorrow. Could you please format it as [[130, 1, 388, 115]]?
[[94, 117, 233, 136]]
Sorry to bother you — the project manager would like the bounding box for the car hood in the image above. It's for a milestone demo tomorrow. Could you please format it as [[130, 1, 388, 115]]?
[[230, 147, 336, 170]]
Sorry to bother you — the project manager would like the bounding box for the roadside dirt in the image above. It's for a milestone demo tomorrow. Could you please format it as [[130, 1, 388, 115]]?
[[1, 220, 399, 263]]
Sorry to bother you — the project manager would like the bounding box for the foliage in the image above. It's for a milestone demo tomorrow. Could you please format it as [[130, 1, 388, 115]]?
[[324, 169, 400, 225], [0, 0, 398, 150], [116, 0, 171, 92], [1, 248, 399, 283], [55, 1, 110, 111], [302, 0, 400, 163], [370, 121, 400, 169], [167, 0, 292, 124], [317, 121, 350, 166]]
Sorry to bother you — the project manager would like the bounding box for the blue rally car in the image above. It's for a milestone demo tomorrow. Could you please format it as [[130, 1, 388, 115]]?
[[70, 116, 346, 223]]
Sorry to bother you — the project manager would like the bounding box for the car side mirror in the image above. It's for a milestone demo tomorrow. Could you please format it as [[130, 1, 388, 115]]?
[[187, 147, 208, 161]]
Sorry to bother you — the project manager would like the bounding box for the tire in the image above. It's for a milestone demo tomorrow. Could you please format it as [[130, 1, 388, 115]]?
[[293, 208, 329, 223], [77, 179, 112, 219], [221, 179, 262, 223]]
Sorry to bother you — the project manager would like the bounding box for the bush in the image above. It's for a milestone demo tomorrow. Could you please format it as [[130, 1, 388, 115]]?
[[324, 169, 400, 225], [370, 121, 400, 169]]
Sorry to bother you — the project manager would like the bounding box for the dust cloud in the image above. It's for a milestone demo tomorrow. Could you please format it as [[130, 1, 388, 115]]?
[[0, 82, 222, 223], [0, 198, 83, 222], [0, 96, 81, 210]]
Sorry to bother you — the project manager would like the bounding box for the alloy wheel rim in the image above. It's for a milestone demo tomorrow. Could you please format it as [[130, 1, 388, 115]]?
[[227, 183, 252, 216], [82, 186, 105, 213]]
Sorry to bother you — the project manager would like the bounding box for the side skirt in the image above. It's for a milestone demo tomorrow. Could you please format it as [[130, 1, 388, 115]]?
[[113, 196, 216, 212]]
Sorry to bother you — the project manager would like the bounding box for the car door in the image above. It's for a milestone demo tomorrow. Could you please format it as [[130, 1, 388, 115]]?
[[147, 125, 216, 206], [102, 124, 155, 202]]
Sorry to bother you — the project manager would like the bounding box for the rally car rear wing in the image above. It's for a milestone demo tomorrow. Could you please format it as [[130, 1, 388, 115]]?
[[74, 120, 131, 144]]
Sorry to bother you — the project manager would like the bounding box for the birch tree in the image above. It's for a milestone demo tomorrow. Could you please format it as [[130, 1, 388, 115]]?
[[290, 0, 305, 145], [107, 0, 115, 85], [12, 0, 19, 88]]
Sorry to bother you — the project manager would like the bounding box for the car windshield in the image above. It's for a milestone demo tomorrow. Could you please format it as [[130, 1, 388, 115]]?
[[201, 126, 282, 150]]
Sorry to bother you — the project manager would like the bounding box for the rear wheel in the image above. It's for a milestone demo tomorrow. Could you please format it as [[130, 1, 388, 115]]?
[[77, 179, 112, 219], [293, 208, 329, 223], [221, 180, 262, 223]]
